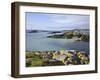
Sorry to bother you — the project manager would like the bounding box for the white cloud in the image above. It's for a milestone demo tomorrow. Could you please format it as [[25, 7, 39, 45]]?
[[26, 13, 89, 30], [49, 14, 89, 25], [50, 15, 71, 23]]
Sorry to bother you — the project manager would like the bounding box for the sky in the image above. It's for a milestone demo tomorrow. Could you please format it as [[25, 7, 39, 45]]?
[[26, 12, 90, 31]]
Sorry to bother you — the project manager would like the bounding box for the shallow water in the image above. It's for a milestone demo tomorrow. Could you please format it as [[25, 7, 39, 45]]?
[[26, 32, 89, 54]]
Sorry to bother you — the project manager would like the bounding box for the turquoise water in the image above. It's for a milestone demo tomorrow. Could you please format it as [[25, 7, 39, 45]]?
[[26, 32, 89, 54]]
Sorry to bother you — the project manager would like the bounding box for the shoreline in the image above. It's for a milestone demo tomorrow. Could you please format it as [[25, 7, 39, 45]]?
[[26, 50, 89, 67]]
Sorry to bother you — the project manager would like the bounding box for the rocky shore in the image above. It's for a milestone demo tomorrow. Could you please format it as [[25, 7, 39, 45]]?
[[26, 50, 89, 67]]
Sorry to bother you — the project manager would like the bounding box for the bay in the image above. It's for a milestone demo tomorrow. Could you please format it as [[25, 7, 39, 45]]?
[[26, 32, 89, 54]]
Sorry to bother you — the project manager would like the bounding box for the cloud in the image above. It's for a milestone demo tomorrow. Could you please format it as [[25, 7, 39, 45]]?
[[26, 13, 90, 30], [49, 14, 89, 25], [49, 15, 71, 23]]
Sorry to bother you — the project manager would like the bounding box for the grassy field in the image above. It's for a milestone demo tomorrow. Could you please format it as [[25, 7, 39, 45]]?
[[26, 52, 43, 67]]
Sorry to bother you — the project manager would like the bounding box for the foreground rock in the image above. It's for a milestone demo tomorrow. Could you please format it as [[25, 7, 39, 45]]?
[[26, 50, 89, 67]]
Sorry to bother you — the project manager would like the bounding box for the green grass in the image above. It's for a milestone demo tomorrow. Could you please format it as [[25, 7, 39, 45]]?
[[31, 58, 43, 67], [26, 52, 43, 67]]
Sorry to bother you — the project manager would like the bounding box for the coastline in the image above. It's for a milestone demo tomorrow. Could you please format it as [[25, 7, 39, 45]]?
[[26, 50, 89, 67]]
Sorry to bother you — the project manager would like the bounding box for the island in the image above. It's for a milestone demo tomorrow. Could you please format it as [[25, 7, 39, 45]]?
[[47, 29, 89, 42]]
